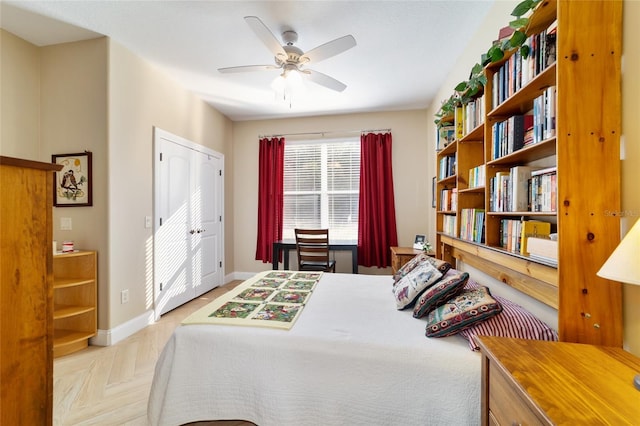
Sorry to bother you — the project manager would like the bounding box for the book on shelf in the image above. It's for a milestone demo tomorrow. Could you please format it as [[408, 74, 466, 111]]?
[[527, 237, 558, 265], [438, 154, 457, 180], [469, 164, 485, 189], [440, 187, 458, 211], [491, 114, 533, 160], [499, 218, 522, 253], [460, 208, 485, 243], [520, 220, 551, 255], [491, 23, 557, 110], [530, 166, 557, 212], [437, 126, 455, 150], [510, 166, 539, 211], [490, 171, 510, 212], [454, 106, 464, 140], [442, 215, 457, 237]]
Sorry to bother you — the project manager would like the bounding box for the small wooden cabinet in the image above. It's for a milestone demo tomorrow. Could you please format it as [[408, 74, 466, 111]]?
[[53, 250, 97, 357], [478, 336, 640, 425], [390, 246, 434, 274]]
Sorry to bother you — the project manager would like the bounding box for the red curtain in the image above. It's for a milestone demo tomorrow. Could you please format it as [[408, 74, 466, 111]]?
[[255, 137, 285, 263], [358, 132, 398, 267]]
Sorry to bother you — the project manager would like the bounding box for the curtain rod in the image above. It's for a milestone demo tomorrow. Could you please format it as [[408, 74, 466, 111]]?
[[258, 128, 391, 139]]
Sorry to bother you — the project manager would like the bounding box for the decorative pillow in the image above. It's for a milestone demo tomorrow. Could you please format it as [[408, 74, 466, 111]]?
[[425, 286, 502, 337], [412, 270, 469, 319], [392, 253, 429, 283], [393, 254, 451, 285], [393, 260, 444, 310], [459, 294, 558, 351]]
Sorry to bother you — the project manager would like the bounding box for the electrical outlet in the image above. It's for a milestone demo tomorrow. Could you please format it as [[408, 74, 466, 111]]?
[[121, 289, 129, 304], [145, 216, 152, 229], [60, 217, 72, 230]]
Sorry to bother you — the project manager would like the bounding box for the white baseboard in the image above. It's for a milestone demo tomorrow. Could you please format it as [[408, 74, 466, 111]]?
[[91, 272, 258, 347], [226, 271, 259, 282], [90, 309, 155, 347]]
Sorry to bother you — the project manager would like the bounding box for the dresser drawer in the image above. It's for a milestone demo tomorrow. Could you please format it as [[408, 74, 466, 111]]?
[[489, 366, 545, 426]]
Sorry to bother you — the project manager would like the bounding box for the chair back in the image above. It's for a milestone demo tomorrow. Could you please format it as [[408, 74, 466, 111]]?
[[294, 228, 336, 272]]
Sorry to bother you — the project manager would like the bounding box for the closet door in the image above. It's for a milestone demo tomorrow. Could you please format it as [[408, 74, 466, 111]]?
[[192, 150, 223, 297], [154, 129, 224, 316]]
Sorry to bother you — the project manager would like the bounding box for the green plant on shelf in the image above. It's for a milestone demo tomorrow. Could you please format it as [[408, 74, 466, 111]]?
[[434, 0, 543, 125]]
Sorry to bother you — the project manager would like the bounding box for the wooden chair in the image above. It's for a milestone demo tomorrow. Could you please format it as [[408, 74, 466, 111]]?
[[294, 228, 336, 272]]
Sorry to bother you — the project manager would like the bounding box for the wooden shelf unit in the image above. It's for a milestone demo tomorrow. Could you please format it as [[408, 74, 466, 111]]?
[[434, 0, 623, 346], [52, 250, 98, 358]]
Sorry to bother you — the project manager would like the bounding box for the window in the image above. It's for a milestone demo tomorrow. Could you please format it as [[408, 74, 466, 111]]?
[[283, 138, 360, 241]]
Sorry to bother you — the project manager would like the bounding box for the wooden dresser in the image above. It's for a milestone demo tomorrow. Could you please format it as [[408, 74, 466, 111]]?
[[1, 156, 62, 425], [478, 336, 640, 425]]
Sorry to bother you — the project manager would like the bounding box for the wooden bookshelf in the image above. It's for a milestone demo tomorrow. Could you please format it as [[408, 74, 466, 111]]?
[[434, 0, 622, 347], [53, 250, 98, 357]]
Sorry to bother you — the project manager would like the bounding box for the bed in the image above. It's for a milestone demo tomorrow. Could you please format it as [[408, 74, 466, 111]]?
[[148, 271, 483, 426]]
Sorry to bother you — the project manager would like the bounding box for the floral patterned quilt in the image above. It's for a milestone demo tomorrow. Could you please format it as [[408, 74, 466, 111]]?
[[181, 270, 322, 330]]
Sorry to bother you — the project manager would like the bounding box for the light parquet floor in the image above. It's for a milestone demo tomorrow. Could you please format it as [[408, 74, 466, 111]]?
[[53, 280, 255, 426]]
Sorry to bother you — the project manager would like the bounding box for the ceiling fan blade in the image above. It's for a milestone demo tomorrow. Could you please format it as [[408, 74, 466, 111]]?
[[218, 65, 280, 73], [244, 16, 287, 58], [300, 35, 356, 64], [302, 69, 347, 92]]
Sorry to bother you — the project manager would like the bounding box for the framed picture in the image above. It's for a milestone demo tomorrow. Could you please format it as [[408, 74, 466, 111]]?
[[413, 234, 426, 250], [52, 152, 93, 207]]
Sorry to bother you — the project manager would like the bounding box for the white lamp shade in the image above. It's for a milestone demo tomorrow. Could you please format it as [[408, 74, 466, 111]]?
[[597, 218, 640, 285]]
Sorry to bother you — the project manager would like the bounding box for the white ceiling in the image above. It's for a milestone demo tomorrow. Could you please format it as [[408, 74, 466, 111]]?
[[1, 0, 495, 122]]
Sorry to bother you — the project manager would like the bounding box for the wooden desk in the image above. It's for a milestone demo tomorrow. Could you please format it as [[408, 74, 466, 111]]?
[[478, 336, 640, 425], [272, 240, 358, 274], [390, 246, 435, 274]]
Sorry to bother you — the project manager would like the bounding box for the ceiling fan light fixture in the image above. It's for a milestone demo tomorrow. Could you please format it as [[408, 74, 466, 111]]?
[[271, 69, 307, 107]]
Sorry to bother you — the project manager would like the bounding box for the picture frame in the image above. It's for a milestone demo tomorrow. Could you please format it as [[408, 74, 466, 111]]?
[[52, 152, 93, 207], [413, 234, 426, 250]]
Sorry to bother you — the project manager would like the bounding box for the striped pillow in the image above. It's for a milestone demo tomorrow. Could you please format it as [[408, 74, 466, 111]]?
[[458, 293, 558, 351]]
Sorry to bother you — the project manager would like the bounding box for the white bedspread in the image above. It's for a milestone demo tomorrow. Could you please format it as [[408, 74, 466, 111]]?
[[148, 273, 481, 426]]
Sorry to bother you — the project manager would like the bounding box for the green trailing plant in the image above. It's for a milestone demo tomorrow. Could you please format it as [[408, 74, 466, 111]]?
[[435, 0, 542, 126]]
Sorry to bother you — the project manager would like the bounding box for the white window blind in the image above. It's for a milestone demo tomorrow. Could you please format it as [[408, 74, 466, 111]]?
[[283, 138, 360, 241]]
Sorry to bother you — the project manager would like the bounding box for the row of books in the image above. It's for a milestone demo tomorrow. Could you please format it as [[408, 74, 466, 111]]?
[[491, 21, 557, 109], [468, 164, 485, 189], [489, 166, 557, 213], [532, 86, 556, 144], [499, 219, 551, 255], [441, 215, 456, 237], [438, 154, 456, 180], [454, 96, 485, 139], [531, 167, 557, 212], [490, 115, 534, 160], [460, 208, 485, 243], [440, 188, 457, 212]]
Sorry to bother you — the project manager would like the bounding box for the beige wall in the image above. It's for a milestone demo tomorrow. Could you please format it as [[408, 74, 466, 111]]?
[[232, 109, 432, 276], [0, 30, 41, 158], [40, 37, 110, 328], [426, 0, 640, 355], [1, 31, 233, 337], [107, 40, 233, 329]]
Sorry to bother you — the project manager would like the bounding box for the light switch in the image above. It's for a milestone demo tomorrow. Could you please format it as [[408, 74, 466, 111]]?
[[60, 217, 72, 230], [145, 216, 152, 229]]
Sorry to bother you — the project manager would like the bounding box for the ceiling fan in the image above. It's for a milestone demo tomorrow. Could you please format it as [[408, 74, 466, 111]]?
[[218, 16, 356, 92]]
